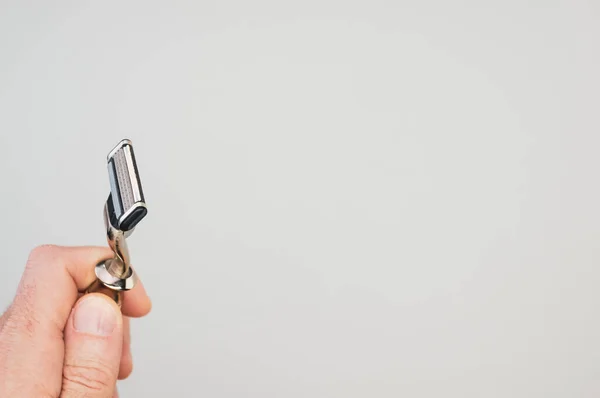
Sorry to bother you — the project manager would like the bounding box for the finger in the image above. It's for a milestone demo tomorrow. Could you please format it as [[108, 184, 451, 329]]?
[[114, 387, 120, 398], [12, 245, 151, 327], [61, 294, 123, 398], [118, 317, 133, 380], [13, 245, 113, 331], [121, 279, 152, 318], [1, 245, 150, 396]]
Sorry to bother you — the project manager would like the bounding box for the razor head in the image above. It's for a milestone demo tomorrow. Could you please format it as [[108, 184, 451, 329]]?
[[106, 139, 147, 232]]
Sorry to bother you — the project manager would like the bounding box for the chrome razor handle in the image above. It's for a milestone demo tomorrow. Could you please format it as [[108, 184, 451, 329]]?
[[85, 139, 147, 306]]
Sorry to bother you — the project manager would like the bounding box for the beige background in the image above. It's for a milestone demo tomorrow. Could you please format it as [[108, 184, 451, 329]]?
[[1, 1, 599, 397]]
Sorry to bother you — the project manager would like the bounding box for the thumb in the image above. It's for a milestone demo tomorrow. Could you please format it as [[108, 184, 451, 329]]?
[[61, 294, 123, 398]]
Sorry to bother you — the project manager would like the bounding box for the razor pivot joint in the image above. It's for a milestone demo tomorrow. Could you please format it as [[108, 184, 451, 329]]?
[[85, 139, 147, 306]]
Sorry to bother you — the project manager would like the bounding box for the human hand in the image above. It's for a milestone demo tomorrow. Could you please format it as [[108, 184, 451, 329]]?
[[0, 245, 152, 397]]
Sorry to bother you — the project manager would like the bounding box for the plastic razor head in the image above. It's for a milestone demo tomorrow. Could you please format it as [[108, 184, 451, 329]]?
[[106, 139, 147, 232]]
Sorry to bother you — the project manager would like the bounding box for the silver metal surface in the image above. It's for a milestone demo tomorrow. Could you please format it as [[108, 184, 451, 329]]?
[[103, 201, 131, 278], [94, 259, 138, 291], [84, 139, 147, 305], [107, 138, 147, 232]]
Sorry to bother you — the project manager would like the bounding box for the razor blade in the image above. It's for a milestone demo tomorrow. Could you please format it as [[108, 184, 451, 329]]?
[[106, 139, 147, 232]]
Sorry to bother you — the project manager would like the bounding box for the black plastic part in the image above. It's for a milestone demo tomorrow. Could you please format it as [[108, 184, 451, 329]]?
[[106, 193, 120, 229], [120, 206, 147, 231]]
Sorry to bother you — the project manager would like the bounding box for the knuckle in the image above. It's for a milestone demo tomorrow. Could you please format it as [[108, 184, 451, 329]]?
[[62, 361, 115, 393], [27, 244, 62, 267]]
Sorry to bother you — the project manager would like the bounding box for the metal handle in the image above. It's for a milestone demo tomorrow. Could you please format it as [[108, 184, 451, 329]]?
[[84, 202, 139, 306]]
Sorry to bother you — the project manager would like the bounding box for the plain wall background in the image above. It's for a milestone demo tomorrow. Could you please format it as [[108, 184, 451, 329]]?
[[1, 1, 599, 396]]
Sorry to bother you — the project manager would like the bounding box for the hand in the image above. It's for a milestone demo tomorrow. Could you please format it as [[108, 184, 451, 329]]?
[[0, 245, 152, 397]]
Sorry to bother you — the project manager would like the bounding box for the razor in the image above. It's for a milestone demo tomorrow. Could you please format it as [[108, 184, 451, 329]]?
[[85, 139, 148, 306]]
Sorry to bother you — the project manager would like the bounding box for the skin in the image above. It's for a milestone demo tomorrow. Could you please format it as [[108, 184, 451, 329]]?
[[0, 245, 152, 397]]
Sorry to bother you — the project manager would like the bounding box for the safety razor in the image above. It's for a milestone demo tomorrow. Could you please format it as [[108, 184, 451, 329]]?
[[85, 139, 147, 306]]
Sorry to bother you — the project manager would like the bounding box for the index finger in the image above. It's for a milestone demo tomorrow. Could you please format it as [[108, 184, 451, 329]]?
[[10, 245, 151, 331]]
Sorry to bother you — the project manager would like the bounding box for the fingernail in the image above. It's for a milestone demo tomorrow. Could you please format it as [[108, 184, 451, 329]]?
[[73, 296, 117, 336]]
